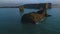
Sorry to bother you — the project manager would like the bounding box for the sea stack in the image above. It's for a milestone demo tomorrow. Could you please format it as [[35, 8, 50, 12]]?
[[19, 6, 24, 12]]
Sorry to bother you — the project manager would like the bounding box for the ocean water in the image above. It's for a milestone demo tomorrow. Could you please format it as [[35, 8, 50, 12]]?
[[0, 8, 60, 34]]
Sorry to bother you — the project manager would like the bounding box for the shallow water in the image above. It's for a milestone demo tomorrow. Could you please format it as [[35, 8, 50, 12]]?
[[0, 8, 60, 34]]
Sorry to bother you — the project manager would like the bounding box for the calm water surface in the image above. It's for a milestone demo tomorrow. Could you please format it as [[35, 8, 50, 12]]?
[[0, 8, 60, 34]]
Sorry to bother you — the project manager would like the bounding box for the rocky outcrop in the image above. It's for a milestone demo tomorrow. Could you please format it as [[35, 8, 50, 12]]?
[[22, 3, 52, 9], [21, 12, 51, 24], [21, 13, 35, 24], [19, 6, 24, 12], [21, 3, 52, 24], [21, 11, 46, 24]]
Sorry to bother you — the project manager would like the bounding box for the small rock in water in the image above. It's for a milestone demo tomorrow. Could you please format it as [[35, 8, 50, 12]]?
[[36, 22, 39, 24], [41, 19, 44, 21], [46, 15, 51, 17]]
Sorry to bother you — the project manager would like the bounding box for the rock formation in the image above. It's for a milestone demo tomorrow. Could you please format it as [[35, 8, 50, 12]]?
[[21, 8, 47, 24], [21, 3, 52, 24]]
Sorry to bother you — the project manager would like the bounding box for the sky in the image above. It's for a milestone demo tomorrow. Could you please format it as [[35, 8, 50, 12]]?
[[0, 0, 60, 6], [0, 0, 60, 4]]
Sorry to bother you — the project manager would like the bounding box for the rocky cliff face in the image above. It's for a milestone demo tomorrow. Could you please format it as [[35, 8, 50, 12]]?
[[21, 3, 52, 9]]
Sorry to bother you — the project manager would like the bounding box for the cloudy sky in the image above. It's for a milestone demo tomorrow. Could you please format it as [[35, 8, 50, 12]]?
[[0, 0, 60, 6], [0, 0, 59, 4]]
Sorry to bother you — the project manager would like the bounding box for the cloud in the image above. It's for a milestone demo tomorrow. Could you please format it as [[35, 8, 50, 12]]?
[[18, 0, 58, 4], [0, 0, 18, 4], [0, 0, 59, 4], [0, 0, 51, 5]]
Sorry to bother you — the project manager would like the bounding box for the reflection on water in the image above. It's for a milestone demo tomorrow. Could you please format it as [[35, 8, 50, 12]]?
[[0, 8, 60, 34]]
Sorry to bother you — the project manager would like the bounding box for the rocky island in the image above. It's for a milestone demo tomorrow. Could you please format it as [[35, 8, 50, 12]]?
[[21, 3, 52, 24]]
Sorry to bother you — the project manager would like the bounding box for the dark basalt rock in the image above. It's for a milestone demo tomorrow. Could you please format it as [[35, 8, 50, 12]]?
[[22, 3, 52, 9], [21, 12, 45, 24], [45, 14, 51, 17], [21, 11, 45, 24], [21, 12, 51, 24], [21, 13, 36, 24]]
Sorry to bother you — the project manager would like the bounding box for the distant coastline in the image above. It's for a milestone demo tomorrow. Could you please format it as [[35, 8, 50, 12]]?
[[0, 6, 19, 8], [1, 5, 60, 8], [0, 4, 60, 8], [52, 5, 60, 8]]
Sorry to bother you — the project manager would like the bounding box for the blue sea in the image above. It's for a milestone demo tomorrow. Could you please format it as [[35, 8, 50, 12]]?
[[0, 8, 60, 34]]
